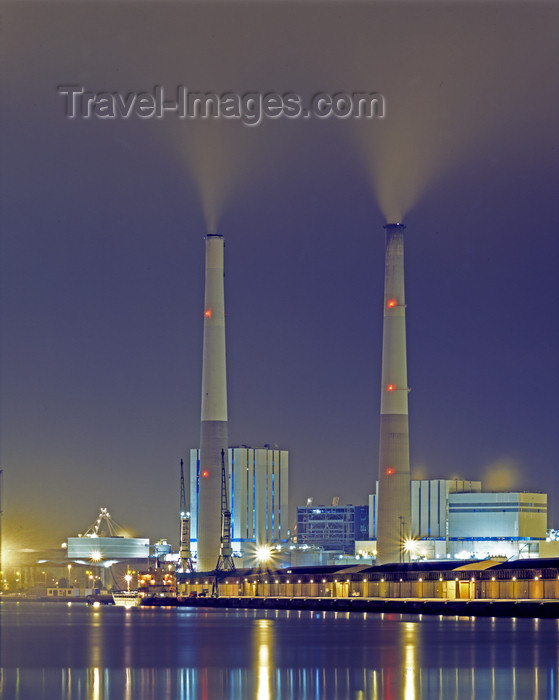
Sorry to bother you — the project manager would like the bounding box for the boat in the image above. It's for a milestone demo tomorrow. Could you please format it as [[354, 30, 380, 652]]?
[[112, 590, 140, 607]]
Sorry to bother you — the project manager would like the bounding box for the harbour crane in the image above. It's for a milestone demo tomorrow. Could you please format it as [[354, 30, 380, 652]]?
[[179, 459, 193, 572]]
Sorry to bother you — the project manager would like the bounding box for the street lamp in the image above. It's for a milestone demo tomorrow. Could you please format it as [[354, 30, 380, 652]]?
[[90, 551, 102, 589], [403, 538, 417, 563], [124, 574, 132, 592], [398, 516, 406, 563]]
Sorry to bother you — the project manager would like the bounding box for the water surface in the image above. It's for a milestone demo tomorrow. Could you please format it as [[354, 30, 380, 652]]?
[[1, 601, 558, 699]]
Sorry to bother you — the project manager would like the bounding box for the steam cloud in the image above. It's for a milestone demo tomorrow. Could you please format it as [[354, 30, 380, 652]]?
[[131, 2, 557, 232], [482, 458, 520, 493]]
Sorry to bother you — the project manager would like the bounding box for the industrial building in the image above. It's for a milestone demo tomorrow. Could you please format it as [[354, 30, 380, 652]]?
[[178, 558, 559, 605], [447, 491, 547, 559], [66, 536, 149, 560], [189, 445, 289, 556], [66, 507, 150, 561], [365, 481, 547, 560], [369, 479, 482, 540], [297, 505, 369, 553]]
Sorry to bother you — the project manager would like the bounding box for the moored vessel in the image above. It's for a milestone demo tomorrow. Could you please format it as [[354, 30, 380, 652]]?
[[112, 590, 140, 607]]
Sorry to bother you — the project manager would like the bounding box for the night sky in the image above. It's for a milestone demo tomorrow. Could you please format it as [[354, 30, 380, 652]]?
[[1, 1, 558, 552]]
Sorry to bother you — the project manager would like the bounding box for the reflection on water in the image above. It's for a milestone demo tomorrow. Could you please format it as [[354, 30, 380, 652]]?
[[403, 621, 417, 700], [255, 618, 273, 700], [1, 603, 558, 700], [2, 666, 558, 700]]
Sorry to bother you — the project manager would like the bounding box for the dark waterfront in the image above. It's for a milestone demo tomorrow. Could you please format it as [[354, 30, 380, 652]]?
[[1, 601, 558, 699]]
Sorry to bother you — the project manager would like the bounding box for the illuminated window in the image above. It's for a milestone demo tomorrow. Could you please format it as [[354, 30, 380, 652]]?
[[204, 309, 212, 318], [387, 299, 397, 308]]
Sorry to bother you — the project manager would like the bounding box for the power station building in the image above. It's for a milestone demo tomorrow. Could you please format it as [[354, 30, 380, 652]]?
[[189, 445, 289, 556], [365, 480, 547, 560], [297, 504, 369, 553], [447, 491, 547, 559]]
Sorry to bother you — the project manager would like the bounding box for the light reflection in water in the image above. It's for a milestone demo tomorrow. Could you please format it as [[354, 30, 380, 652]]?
[[255, 619, 273, 700], [2, 606, 559, 700], [403, 622, 417, 700], [0, 664, 558, 700], [124, 668, 132, 700], [90, 667, 100, 700]]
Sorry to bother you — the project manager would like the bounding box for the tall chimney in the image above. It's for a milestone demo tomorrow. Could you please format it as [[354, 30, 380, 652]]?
[[197, 233, 228, 571], [376, 223, 411, 564]]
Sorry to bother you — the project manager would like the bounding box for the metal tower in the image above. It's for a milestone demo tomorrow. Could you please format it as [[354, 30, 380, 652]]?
[[212, 449, 235, 596], [179, 459, 193, 572], [179, 458, 186, 518], [215, 449, 235, 573]]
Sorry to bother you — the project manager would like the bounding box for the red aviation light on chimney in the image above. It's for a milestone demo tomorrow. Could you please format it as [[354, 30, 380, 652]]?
[[204, 309, 212, 318], [386, 384, 396, 392], [385, 467, 395, 476], [201, 469, 210, 478], [387, 299, 398, 309]]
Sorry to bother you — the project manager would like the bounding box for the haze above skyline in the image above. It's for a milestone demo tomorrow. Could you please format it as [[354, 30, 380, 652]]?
[[1, 1, 558, 552]]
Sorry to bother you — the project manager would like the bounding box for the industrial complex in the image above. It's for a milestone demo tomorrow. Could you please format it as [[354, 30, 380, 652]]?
[[2, 223, 557, 601], [189, 446, 289, 557]]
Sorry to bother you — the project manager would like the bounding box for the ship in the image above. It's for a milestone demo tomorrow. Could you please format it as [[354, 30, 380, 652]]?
[[112, 590, 141, 607]]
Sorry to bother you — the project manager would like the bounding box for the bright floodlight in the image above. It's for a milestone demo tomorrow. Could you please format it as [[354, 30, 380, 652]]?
[[256, 544, 272, 563], [91, 551, 102, 562], [403, 538, 417, 554]]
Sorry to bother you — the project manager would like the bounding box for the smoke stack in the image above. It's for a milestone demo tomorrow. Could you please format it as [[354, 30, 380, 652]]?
[[376, 223, 411, 564], [197, 233, 229, 571]]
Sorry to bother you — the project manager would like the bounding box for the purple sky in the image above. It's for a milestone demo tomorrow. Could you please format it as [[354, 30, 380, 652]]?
[[1, 1, 558, 550]]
